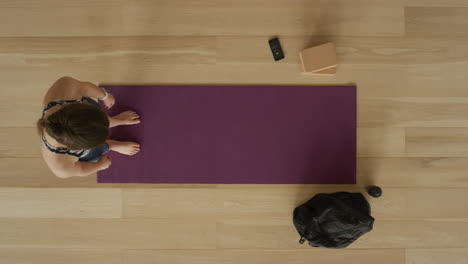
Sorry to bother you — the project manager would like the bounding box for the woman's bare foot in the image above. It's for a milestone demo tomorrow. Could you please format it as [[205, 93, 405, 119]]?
[[107, 140, 140, 156], [109, 111, 140, 128]]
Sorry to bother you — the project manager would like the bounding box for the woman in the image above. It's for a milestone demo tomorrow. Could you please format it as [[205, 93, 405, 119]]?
[[37, 76, 141, 178]]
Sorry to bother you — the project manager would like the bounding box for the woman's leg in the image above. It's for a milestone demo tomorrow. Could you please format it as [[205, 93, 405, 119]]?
[[106, 139, 140, 156], [108, 111, 140, 128], [79, 143, 110, 162]]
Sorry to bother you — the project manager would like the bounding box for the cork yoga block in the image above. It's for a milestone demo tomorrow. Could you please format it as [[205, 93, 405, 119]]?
[[300, 42, 338, 75]]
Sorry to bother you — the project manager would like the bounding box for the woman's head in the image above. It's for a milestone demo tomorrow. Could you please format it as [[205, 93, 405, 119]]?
[[37, 103, 109, 150]]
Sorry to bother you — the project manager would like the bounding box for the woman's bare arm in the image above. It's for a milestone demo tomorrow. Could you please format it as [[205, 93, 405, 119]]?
[[79, 81, 107, 99], [42, 76, 106, 106], [47, 154, 112, 178]]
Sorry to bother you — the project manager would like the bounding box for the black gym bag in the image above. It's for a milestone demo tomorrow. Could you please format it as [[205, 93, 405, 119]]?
[[293, 192, 374, 249]]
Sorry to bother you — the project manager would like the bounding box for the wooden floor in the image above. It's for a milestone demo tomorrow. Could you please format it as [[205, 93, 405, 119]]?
[[1, 0, 468, 263]]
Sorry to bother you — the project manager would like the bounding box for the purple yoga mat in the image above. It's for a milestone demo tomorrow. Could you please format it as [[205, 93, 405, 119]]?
[[97, 85, 356, 184]]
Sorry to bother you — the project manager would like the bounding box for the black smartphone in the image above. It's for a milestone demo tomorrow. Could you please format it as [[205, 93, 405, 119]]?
[[269, 37, 285, 61]]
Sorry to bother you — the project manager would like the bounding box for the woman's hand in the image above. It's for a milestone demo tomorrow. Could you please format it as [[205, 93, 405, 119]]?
[[102, 93, 115, 109]]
